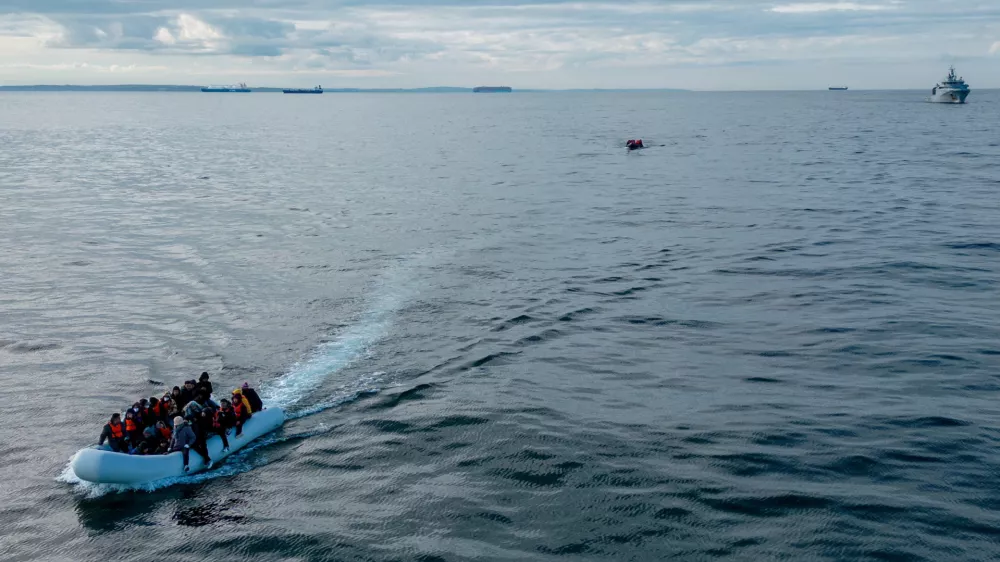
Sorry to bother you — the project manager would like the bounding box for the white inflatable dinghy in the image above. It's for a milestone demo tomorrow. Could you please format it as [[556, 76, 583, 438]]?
[[71, 407, 285, 484]]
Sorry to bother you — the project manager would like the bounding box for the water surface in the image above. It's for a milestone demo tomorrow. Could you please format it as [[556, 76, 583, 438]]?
[[1, 90, 999, 561]]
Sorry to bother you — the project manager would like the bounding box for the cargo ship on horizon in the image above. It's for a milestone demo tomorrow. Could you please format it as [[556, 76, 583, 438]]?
[[283, 86, 323, 94], [473, 86, 512, 93], [201, 82, 251, 93]]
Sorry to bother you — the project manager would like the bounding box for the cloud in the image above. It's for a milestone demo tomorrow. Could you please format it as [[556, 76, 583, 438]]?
[[991, 41, 1000, 55]]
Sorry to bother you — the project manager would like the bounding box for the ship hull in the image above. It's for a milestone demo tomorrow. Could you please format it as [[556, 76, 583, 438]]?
[[201, 88, 251, 93], [929, 89, 969, 104], [283, 90, 323, 94]]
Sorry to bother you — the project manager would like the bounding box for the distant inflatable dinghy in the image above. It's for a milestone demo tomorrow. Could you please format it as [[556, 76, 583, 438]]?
[[71, 407, 285, 485], [626, 139, 645, 150]]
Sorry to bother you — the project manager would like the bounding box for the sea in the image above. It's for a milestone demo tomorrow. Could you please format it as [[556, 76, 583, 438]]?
[[1, 90, 999, 561]]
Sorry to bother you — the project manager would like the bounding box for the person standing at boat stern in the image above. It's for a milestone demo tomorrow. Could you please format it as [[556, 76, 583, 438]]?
[[169, 416, 211, 471], [241, 382, 263, 412], [98, 413, 126, 452]]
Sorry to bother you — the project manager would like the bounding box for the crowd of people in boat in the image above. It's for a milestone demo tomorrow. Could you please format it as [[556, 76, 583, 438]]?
[[98, 372, 264, 471]]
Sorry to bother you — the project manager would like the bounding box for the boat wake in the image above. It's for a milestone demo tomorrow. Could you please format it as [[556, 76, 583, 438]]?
[[60, 259, 418, 497]]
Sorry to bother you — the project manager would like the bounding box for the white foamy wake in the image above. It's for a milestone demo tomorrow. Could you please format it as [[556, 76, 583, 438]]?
[[60, 256, 421, 497]]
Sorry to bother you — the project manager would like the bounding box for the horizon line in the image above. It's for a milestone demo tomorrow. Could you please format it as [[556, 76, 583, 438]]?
[[1, 84, 994, 93]]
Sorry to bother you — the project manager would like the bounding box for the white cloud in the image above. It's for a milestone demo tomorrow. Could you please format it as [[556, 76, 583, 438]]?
[[154, 27, 174, 44], [174, 13, 221, 46], [990, 41, 1000, 55]]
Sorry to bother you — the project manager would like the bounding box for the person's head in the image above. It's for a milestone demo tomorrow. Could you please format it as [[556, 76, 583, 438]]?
[[156, 421, 165, 429], [232, 388, 242, 397], [242, 382, 250, 390], [184, 380, 195, 389], [125, 410, 134, 419], [200, 372, 210, 382], [173, 416, 184, 426], [139, 398, 148, 407], [171, 386, 181, 396], [221, 399, 231, 408], [144, 426, 156, 438], [150, 397, 159, 407], [110, 413, 121, 423]]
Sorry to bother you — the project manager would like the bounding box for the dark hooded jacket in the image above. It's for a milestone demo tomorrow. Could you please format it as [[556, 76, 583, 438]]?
[[242, 387, 263, 413]]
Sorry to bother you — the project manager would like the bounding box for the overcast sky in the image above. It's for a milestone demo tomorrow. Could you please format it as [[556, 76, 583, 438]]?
[[1, 1, 997, 89]]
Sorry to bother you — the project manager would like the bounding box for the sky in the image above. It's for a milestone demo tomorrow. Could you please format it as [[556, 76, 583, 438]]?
[[0, 1, 998, 89]]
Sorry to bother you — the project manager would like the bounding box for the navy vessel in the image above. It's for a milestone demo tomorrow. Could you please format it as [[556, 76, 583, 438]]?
[[201, 82, 250, 93], [930, 66, 970, 104], [283, 86, 323, 94], [473, 86, 512, 93], [828, 86, 848, 91]]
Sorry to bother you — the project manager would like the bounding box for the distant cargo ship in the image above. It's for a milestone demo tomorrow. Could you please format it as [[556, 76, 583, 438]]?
[[283, 86, 323, 94], [828, 86, 848, 91], [473, 86, 512, 93], [201, 82, 250, 93]]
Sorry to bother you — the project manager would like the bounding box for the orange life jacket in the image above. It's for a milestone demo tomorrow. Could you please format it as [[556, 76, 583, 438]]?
[[152, 403, 162, 417], [233, 402, 244, 419], [125, 418, 138, 432], [158, 426, 172, 440], [109, 422, 124, 439]]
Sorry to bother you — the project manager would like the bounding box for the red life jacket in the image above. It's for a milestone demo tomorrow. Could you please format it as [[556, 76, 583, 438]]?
[[152, 403, 162, 417], [233, 402, 244, 419], [110, 422, 124, 439], [158, 426, 172, 440], [125, 418, 138, 433]]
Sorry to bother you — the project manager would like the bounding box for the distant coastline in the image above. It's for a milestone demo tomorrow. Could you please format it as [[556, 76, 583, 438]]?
[[0, 84, 689, 93]]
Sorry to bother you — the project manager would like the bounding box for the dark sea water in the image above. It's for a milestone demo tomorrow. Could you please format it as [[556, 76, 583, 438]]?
[[2, 90, 1000, 561]]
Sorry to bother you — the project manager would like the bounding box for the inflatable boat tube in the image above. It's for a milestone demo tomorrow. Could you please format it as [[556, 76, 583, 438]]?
[[71, 407, 285, 484]]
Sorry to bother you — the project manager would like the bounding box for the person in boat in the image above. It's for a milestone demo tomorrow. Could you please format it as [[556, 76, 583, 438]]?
[[124, 410, 142, 446], [98, 413, 126, 452], [152, 396, 172, 426], [164, 393, 181, 425], [241, 382, 263, 413], [169, 416, 212, 471], [194, 406, 218, 457], [127, 402, 143, 428], [149, 397, 162, 425], [214, 399, 237, 451], [170, 386, 184, 411], [231, 389, 253, 436], [183, 396, 204, 420], [138, 398, 154, 428], [179, 380, 197, 410], [133, 426, 158, 455], [197, 388, 220, 410], [197, 372, 213, 396], [155, 420, 172, 452]]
